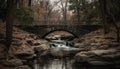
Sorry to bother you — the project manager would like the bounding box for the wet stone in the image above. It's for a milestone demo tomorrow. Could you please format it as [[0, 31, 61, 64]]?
[[90, 43, 102, 46], [2, 59, 23, 67], [15, 48, 35, 59], [88, 61, 112, 66], [15, 65, 32, 69]]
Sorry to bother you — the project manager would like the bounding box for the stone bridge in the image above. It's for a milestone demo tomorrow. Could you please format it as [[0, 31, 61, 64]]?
[[17, 25, 101, 38]]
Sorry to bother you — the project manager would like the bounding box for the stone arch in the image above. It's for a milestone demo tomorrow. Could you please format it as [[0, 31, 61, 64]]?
[[42, 29, 78, 38]]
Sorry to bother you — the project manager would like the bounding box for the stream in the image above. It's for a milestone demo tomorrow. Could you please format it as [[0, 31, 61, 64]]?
[[33, 58, 117, 69], [33, 39, 79, 69], [33, 36, 116, 69], [34, 58, 82, 69]]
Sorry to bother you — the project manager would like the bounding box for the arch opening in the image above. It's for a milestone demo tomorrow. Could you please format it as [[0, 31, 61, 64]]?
[[43, 30, 77, 40]]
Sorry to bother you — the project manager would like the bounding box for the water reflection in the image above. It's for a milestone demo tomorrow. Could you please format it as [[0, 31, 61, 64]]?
[[36, 58, 76, 69], [34, 58, 118, 69]]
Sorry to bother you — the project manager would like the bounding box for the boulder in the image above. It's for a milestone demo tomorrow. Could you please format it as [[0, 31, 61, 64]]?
[[90, 49, 117, 56], [2, 59, 23, 67], [40, 50, 50, 57], [75, 51, 96, 62], [97, 45, 109, 49], [74, 43, 85, 48], [75, 49, 117, 60], [75, 49, 119, 66], [72, 38, 81, 43], [83, 40, 91, 46], [27, 39, 48, 46], [29, 34, 37, 39], [26, 39, 33, 46], [101, 53, 120, 60], [88, 61, 112, 66], [34, 43, 50, 52], [34, 43, 50, 58], [12, 39, 22, 46], [15, 48, 35, 59], [90, 43, 102, 46]]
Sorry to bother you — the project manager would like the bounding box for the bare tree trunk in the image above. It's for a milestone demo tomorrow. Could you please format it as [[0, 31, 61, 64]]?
[[28, 0, 32, 7], [77, 7, 80, 24], [99, 0, 119, 42], [110, 15, 120, 42], [6, 0, 17, 59], [99, 0, 110, 34], [64, 0, 68, 24], [76, 0, 80, 24], [18, 0, 24, 8], [106, 0, 120, 42], [60, 0, 68, 24]]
